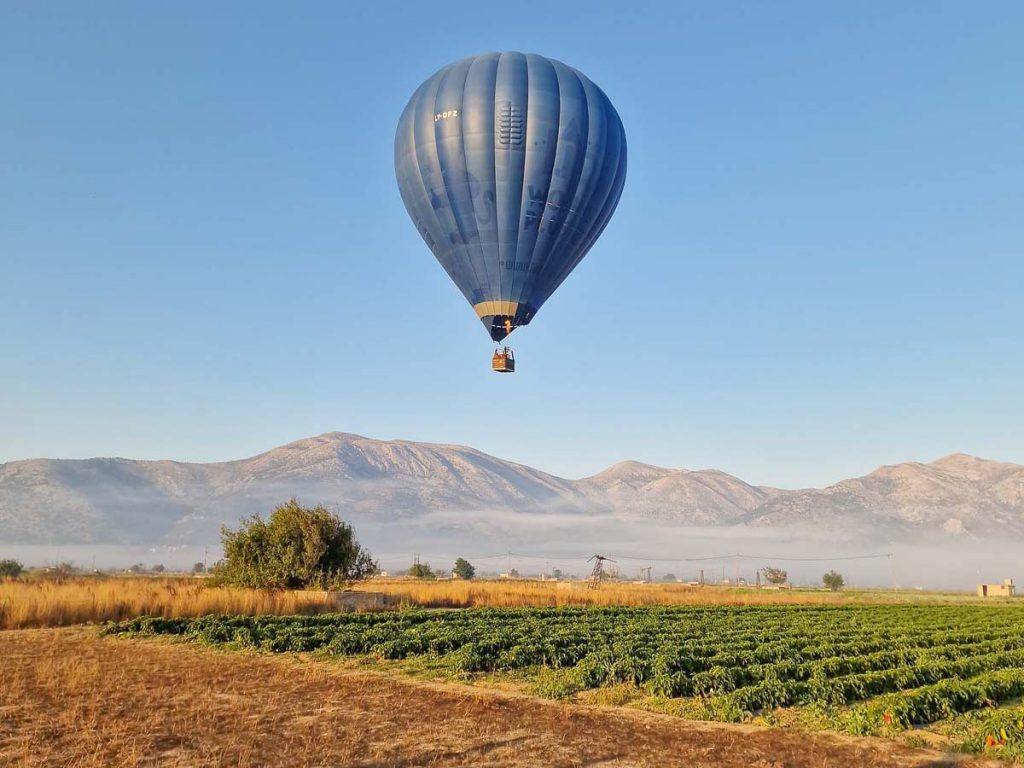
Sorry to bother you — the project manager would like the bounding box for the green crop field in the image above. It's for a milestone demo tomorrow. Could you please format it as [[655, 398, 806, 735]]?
[[106, 603, 1024, 757]]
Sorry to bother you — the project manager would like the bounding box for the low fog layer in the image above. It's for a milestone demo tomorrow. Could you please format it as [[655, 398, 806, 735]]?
[[7, 515, 1019, 591], [357, 514, 1022, 590]]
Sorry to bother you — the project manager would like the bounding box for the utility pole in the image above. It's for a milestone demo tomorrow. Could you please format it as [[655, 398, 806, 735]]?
[[699, 568, 705, 587], [587, 555, 614, 589]]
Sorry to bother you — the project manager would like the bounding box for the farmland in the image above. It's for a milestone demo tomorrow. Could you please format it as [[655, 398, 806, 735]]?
[[6, 628, 987, 768], [104, 603, 1024, 757], [0, 575, 915, 630], [5, 578, 1023, 764]]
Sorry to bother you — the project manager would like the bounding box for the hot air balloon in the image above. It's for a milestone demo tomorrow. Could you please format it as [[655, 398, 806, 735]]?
[[394, 52, 627, 372]]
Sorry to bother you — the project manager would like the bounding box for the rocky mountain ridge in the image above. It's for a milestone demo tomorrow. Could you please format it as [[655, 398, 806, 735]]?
[[1, 433, 1021, 544]]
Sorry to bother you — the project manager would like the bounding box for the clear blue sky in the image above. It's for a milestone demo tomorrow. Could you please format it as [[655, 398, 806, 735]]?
[[2, 2, 1022, 488]]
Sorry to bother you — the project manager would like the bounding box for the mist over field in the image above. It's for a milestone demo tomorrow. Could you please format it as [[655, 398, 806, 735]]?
[[7, 518, 1019, 591], [271, 518, 1024, 590]]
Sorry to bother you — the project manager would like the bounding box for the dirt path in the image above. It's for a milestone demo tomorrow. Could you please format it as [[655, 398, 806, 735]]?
[[0, 629, 999, 768]]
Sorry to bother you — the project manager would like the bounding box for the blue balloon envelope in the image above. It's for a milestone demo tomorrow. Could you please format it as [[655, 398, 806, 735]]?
[[395, 52, 627, 342]]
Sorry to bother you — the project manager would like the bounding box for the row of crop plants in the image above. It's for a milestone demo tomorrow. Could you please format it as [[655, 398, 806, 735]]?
[[104, 604, 1024, 741]]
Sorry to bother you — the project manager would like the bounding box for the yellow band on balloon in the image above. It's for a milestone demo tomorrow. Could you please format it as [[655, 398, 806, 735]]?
[[473, 300, 519, 319]]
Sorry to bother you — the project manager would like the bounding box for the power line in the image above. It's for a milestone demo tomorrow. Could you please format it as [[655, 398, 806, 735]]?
[[666, 552, 893, 563]]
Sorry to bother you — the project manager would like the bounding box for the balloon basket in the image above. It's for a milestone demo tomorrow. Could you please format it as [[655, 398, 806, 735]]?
[[492, 347, 515, 373]]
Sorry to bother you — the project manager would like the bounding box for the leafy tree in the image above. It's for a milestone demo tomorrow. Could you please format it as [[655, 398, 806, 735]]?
[[192, 562, 206, 574], [508, 568, 520, 578], [763, 567, 788, 585], [151, 564, 166, 573], [213, 499, 377, 589], [662, 573, 677, 582], [453, 558, 476, 580], [823, 570, 846, 591], [408, 561, 435, 579], [0, 559, 24, 578], [128, 563, 145, 574], [551, 568, 563, 580]]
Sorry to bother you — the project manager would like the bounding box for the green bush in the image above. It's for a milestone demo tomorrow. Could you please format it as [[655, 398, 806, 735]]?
[[212, 499, 376, 589], [453, 558, 475, 580], [0, 559, 24, 578], [408, 561, 435, 578], [823, 570, 845, 591]]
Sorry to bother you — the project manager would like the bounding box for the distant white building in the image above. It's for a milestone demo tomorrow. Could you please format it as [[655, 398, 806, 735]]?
[[977, 579, 1015, 597]]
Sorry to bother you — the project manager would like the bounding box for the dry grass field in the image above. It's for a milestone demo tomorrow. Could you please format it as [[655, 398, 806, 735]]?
[[353, 577, 916, 609], [0, 577, 340, 630], [0, 628, 998, 768], [0, 575, 979, 630]]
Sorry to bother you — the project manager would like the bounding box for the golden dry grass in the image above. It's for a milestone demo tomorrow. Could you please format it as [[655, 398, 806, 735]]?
[[0, 628, 988, 768], [0, 575, 963, 630], [0, 577, 340, 630], [353, 578, 902, 608]]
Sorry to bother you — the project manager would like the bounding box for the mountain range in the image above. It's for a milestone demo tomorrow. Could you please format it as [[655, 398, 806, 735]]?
[[2, 432, 1023, 545]]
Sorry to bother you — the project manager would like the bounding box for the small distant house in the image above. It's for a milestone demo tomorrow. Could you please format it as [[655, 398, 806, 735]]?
[[977, 579, 1015, 598]]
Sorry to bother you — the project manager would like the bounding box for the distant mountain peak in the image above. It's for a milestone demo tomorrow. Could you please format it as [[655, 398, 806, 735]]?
[[934, 452, 982, 462], [586, 460, 675, 480], [930, 452, 1001, 469]]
